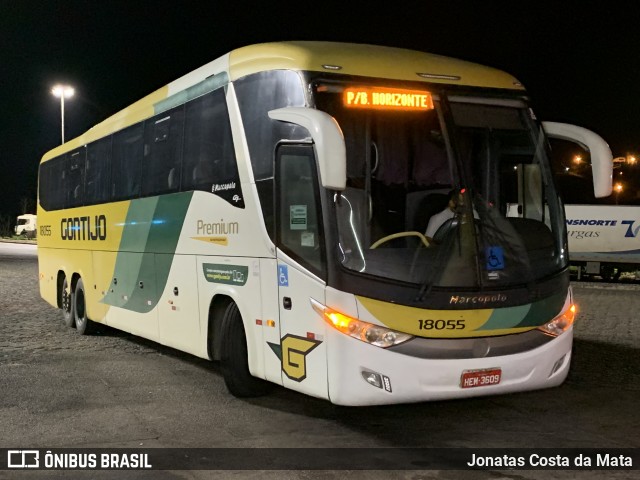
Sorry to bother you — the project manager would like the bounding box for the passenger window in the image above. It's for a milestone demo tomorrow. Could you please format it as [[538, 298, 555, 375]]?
[[142, 106, 185, 196], [182, 89, 243, 207], [112, 124, 143, 201], [67, 148, 86, 207], [85, 137, 112, 205], [234, 70, 306, 181], [39, 155, 67, 211]]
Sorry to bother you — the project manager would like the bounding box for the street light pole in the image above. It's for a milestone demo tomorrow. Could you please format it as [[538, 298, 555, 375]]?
[[51, 84, 74, 144]]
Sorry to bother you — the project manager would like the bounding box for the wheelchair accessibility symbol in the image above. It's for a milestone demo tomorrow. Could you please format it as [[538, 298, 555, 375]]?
[[486, 246, 505, 271], [278, 264, 289, 286]]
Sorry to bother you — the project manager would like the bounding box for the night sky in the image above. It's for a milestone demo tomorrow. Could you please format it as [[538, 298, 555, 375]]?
[[3, 1, 640, 220]]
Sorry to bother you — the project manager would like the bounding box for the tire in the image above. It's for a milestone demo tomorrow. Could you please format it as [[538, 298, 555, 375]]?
[[219, 303, 271, 398], [73, 278, 95, 335], [601, 265, 615, 282], [61, 277, 75, 328]]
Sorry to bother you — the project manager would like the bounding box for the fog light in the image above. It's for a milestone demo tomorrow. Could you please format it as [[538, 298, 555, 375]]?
[[549, 354, 566, 377], [362, 371, 383, 389], [361, 370, 393, 392]]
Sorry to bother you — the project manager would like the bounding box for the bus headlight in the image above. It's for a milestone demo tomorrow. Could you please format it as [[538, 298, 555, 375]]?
[[310, 299, 413, 348], [537, 304, 577, 337]]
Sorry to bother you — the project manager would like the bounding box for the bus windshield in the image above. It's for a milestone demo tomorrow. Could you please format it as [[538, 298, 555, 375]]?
[[314, 84, 567, 290]]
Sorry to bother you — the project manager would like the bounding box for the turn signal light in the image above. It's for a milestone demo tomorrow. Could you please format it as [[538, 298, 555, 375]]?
[[310, 299, 413, 348]]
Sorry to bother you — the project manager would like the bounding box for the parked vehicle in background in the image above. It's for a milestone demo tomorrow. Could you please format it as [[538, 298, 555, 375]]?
[[550, 136, 639, 281], [15, 214, 37, 238], [564, 204, 640, 281]]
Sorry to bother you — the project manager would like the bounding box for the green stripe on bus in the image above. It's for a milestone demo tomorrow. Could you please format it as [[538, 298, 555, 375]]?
[[479, 303, 531, 330], [103, 192, 193, 313], [154, 72, 229, 115], [478, 291, 566, 331], [515, 292, 566, 328]]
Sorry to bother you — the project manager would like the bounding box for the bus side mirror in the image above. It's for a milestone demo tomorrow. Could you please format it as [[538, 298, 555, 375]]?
[[268, 107, 347, 190], [542, 121, 613, 198]]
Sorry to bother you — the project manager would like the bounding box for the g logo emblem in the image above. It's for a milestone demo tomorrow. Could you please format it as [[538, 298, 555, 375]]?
[[268, 334, 321, 382]]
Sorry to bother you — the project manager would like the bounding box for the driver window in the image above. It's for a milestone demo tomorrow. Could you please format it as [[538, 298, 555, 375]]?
[[276, 144, 325, 277]]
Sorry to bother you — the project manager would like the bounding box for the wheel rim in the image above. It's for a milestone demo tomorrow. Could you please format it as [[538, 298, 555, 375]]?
[[62, 281, 71, 314], [76, 288, 85, 326]]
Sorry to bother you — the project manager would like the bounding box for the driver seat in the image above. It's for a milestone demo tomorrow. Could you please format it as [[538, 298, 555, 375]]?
[[407, 192, 450, 234]]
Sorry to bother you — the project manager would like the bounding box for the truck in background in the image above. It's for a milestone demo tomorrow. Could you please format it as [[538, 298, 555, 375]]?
[[15, 214, 37, 238]]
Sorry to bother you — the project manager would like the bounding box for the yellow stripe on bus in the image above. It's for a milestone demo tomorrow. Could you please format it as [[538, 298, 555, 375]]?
[[356, 295, 533, 338]]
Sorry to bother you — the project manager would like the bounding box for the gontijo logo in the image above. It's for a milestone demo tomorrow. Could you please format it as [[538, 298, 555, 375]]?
[[61, 215, 107, 240], [268, 334, 322, 382]]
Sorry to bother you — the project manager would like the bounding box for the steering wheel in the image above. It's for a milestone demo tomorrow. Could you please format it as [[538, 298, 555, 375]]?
[[370, 231, 431, 249]]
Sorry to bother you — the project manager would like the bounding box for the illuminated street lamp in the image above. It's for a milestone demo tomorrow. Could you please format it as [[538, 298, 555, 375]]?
[[614, 183, 623, 204], [51, 84, 74, 144]]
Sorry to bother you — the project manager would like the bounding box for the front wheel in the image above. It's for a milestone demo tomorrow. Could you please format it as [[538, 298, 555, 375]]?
[[73, 278, 95, 335], [219, 303, 271, 398]]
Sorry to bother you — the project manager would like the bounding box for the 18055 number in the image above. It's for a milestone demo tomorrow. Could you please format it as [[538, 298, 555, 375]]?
[[418, 319, 465, 330]]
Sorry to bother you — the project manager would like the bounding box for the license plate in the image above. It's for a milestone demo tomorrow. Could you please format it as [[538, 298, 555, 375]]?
[[460, 368, 502, 388]]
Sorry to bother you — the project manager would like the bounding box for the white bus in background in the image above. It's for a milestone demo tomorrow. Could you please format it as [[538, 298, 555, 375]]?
[[15, 214, 37, 238], [565, 205, 640, 281], [549, 132, 639, 281]]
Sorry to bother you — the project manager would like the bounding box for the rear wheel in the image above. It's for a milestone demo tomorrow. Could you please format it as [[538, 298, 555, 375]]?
[[73, 278, 95, 335], [61, 277, 75, 328], [219, 303, 271, 397], [600, 265, 617, 282]]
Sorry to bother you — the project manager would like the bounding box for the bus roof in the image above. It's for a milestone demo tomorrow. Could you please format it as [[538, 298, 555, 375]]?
[[228, 41, 523, 87], [41, 41, 525, 162]]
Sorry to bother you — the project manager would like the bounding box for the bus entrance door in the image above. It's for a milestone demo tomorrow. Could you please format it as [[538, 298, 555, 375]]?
[[274, 143, 329, 400]]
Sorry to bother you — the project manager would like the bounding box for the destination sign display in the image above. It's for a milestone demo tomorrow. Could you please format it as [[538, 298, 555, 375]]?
[[343, 87, 434, 111]]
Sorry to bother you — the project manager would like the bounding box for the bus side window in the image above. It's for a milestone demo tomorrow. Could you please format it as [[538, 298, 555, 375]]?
[[276, 144, 325, 277], [142, 106, 184, 196], [39, 155, 67, 211], [67, 148, 86, 208], [182, 88, 241, 206], [85, 137, 112, 206], [111, 123, 143, 201]]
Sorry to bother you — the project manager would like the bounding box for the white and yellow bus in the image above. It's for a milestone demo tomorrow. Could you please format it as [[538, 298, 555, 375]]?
[[38, 42, 613, 405]]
